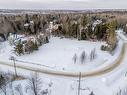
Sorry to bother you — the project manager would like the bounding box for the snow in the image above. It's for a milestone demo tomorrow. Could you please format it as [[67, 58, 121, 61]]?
[[0, 51, 127, 95], [0, 36, 118, 72], [0, 37, 4, 42], [0, 29, 127, 95], [24, 23, 29, 27], [116, 29, 127, 41], [93, 20, 102, 27], [30, 20, 34, 24], [1, 63, 127, 95], [92, 19, 102, 31]]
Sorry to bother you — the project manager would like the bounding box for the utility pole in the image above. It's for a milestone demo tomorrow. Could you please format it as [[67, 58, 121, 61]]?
[[78, 72, 81, 95], [76, 72, 94, 95], [9, 56, 17, 77]]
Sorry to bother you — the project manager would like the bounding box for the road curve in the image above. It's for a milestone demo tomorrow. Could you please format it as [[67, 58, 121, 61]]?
[[0, 42, 126, 78]]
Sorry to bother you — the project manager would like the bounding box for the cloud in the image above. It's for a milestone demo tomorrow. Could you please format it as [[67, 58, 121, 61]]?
[[0, 0, 126, 9], [64, 0, 92, 2], [20, 0, 42, 2], [19, 0, 60, 3]]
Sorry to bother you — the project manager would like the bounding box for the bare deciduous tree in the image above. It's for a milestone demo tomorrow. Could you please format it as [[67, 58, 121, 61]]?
[[72, 53, 77, 64], [116, 88, 127, 95], [0, 74, 10, 95], [90, 48, 96, 61], [15, 84, 23, 95], [80, 51, 86, 64], [89, 91, 95, 95], [25, 72, 42, 95]]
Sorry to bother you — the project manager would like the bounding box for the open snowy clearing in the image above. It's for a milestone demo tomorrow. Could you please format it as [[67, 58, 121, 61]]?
[[0, 36, 122, 72], [0, 30, 126, 95]]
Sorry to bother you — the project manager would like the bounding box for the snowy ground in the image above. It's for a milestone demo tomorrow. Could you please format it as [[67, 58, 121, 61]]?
[[0, 29, 127, 95], [0, 58, 127, 95], [0, 36, 122, 72], [116, 29, 127, 41]]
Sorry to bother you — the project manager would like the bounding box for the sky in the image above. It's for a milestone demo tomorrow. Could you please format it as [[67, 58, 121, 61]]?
[[0, 0, 126, 10]]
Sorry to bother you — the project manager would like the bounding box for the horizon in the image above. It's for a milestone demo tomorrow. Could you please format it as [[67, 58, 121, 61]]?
[[0, 9, 127, 11]]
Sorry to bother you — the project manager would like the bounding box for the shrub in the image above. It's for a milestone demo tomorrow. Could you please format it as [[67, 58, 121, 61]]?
[[24, 40, 38, 54], [101, 42, 117, 54], [101, 45, 108, 51]]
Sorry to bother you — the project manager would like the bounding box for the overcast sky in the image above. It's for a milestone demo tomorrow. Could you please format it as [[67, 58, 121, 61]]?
[[0, 0, 126, 10]]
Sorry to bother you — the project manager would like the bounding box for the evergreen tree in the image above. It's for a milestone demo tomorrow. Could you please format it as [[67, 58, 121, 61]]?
[[80, 15, 88, 27], [106, 21, 117, 52], [25, 14, 29, 23], [90, 48, 96, 61], [106, 22, 116, 45], [14, 40, 24, 56], [72, 53, 77, 64]]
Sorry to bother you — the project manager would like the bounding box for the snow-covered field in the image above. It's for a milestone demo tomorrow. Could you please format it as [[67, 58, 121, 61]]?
[[0, 36, 121, 72], [0, 29, 127, 95]]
